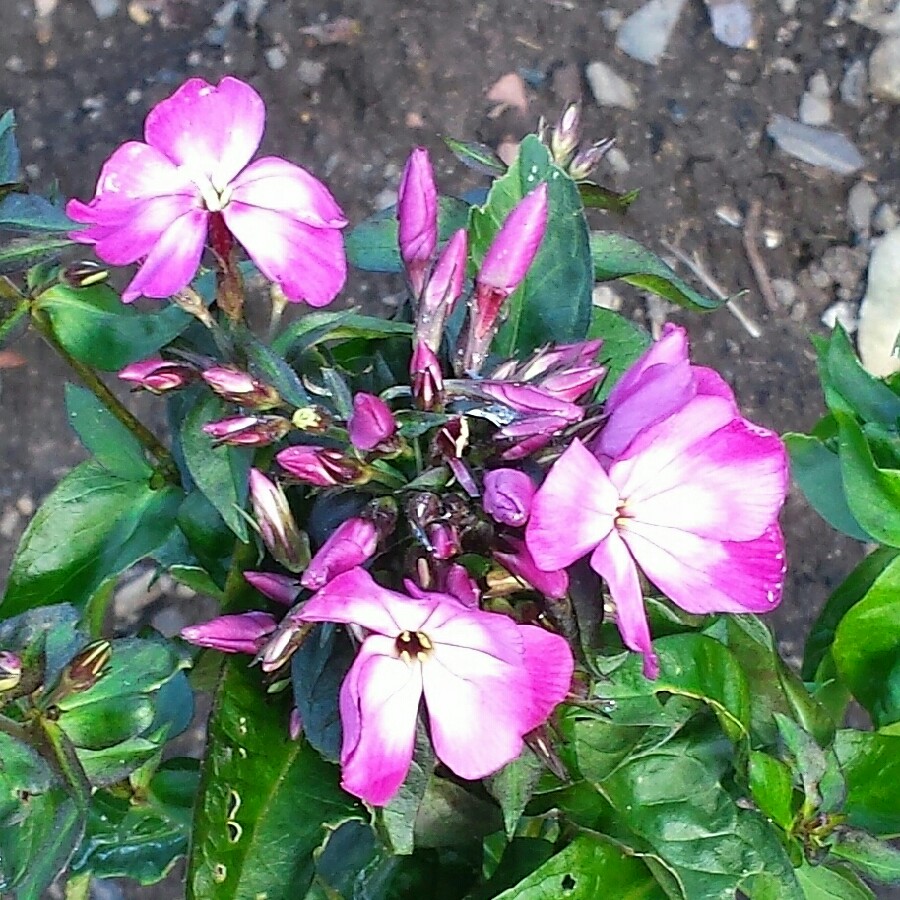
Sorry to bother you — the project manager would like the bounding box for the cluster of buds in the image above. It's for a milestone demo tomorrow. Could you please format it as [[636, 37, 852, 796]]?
[[538, 102, 615, 182]]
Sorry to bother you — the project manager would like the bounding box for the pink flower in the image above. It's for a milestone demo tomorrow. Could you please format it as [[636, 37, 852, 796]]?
[[244, 571, 302, 606], [276, 445, 366, 486], [298, 567, 573, 805], [119, 358, 195, 393], [67, 77, 347, 305], [415, 228, 468, 352], [301, 517, 379, 590], [526, 394, 788, 678], [397, 147, 438, 297], [202, 415, 291, 446], [494, 536, 569, 600], [483, 469, 535, 527], [201, 366, 280, 409], [348, 392, 397, 452], [180, 611, 277, 654]]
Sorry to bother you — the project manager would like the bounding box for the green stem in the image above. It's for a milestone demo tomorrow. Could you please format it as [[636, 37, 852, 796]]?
[[0, 298, 28, 345], [220, 538, 260, 614], [32, 311, 176, 472]]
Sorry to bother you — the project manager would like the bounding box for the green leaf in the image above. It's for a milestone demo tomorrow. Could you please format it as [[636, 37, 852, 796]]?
[[784, 433, 872, 541], [491, 832, 666, 899], [803, 548, 899, 680], [586, 306, 651, 401], [35, 282, 193, 371], [470, 135, 593, 356], [307, 820, 399, 899], [590, 232, 722, 311], [273, 310, 413, 356], [578, 182, 640, 212], [1, 462, 181, 617], [232, 323, 309, 407], [816, 326, 900, 427], [774, 714, 845, 814], [0, 109, 21, 185], [444, 137, 507, 176], [831, 555, 900, 727], [412, 776, 502, 849], [0, 192, 77, 232], [830, 829, 900, 884], [835, 412, 900, 547], [748, 751, 797, 830], [345, 196, 471, 273], [795, 861, 874, 899], [378, 725, 435, 855], [188, 660, 362, 900], [70, 759, 199, 885], [485, 747, 545, 838], [180, 394, 252, 541], [0, 235, 74, 275], [0, 603, 85, 688], [65, 383, 151, 479], [834, 730, 900, 836]]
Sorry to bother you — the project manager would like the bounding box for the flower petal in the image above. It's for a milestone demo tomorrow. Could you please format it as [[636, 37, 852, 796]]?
[[518, 625, 574, 731], [620, 520, 787, 616], [590, 530, 658, 678], [339, 637, 423, 806], [121, 207, 208, 301], [526, 439, 618, 571], [228, 156, 347, 227], [423, 642, 531, 780], [144, 77, 265, 187], [222, 201, 346, 306], [621, 417, 788, 541]]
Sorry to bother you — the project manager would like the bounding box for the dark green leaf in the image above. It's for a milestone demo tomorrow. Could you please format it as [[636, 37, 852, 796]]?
[[578, 182, 640, 212], [587, 306, 651, 401], [444, 137, 507, 176], [0, 109, 21, 185], [830, 829, 900, 884], [187, 659, 362, 900], [784, 433, 872, 542], [180, 394, 252, 541], [233, 323, 309, 407], [492, 832, 666, 899], [485, 747, 545, 838], [65, 383, 151, 479], [412, 776, 502, 849], [831, 555, 900, 727], [748, 750, 796, 830], [773, 714, 845, 813], [834, 730, 900, 837], [590, 232, 722, 311], [378, 725, 435, 855], [469, 135, 593, 356], [0, 192, 76, 232], [174, 489, 235, 590], [345, 196, 470, 273], [794, 861, 874, 899], [1, 462, 180, 617], [803, 547, 899, 680], [0, 235, 74, 275], [272, 310, 413, 356], [308, 820, 399, 899], [0, 603, 84, 688], [35, 283, 193, 371]]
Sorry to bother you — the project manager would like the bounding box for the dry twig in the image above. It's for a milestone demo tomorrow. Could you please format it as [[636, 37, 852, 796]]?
[[742, 199, 779, 313]]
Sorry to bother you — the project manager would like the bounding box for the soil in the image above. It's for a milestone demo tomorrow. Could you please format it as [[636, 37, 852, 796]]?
[[0, 0, 897, 896]]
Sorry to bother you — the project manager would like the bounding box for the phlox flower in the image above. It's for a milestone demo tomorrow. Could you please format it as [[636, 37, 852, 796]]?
[[298, 567, 573, 805], [67, 77, 347, 305]]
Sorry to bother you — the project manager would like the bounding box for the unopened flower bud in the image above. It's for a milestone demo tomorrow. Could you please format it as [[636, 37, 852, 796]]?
[[301, 517, 378, 590], [289, 707, 303, 740], [0, 651, 22, 692], [119, 358, 196, 394], [480, 381, 583, 423], [464, 184, 548, 373], [494, 536, 569, 599], [258, 619, 315, 672], [398, 147, 438, 297], [513, 339, 603, 382], [276, 445, 368, 486], [483, 469, 535, 527], [415, 228, 468, 352], [244, 571, 302, 606], [348, 392, 397, 452], [202, 366, 281, 409], [568, 137, 616, 182], [249, 469, 311, 572], [62, 261, 110, 288], [539, 365, 606, 403], [411, 341, 444, 411], [181, 612, 277, 654], [291, 406, 331, 433], [65, 640, 112, 692], [426, 522, 461, 560], [549, 102, 582, 167], [203, 415, 292, 447]]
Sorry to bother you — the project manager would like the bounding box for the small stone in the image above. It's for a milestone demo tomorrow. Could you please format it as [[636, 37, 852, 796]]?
[[821, 244, 867, 289], [186, 49, 203, 67], [840, 58, 868, 107], [88, 0, 119, 18], [873, 203, 899, 233], [847, 180, 878, 235], [5, 56, 24, 73], [771, 278, 798, 308], [770, 57, 800, 74], [763, 228, 783, 249], [705, 0, 756, 49], [213, 0, 239, 26], [716, 204, 744, 227], [297, 58, 326, 86], [616, 0, 687, 65], [604, 146, 631, 174], [265, 46, 288, 71], [405, 111, 424, 128], [778, 0, 798, 12], [592, 284, 623, 310], [15, 495, 34, 517], [858, 227, 900, 376], [799, 93, 832, 124], [869, 35, 900, 102], [585, 61, 637, 109], [767, 114, 865, 175], [822, 300, 859, 332], [0, 507, 20, 539], [600, 7, 624, 29], [373, 188, 397, 211], [809, 69, 832, 97], [125, 87, 142, 104], [849, 0, 900, 34], [24, 163, 40, 179]]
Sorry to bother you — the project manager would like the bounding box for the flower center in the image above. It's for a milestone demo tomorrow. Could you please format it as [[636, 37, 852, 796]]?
[[188, 169, 234, 213], [395, 630, 433, 665]]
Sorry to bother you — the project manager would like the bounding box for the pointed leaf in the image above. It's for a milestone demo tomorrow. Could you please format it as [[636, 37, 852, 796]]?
[[587, 306, 652, 401], [834, 730, 900, 837], [444, 137, 507, 177], [830, 830, 900, 885], [0, 109, 21, 186], [795, 861, 874, 899], [0, 235, 74, 275], [0, 193, 77, 232]]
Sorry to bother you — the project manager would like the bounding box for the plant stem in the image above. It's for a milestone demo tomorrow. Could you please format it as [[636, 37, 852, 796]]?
[[220, 537, 259, 613], [31, 312, 176, 471]]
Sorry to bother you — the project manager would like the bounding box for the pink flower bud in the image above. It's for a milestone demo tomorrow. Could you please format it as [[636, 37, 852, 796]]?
[[568, 137, 615, 182], [443, 564, 480, 608], [289, 707, 303, 740], [276, 445, 367, 486], [180, 611, 277, 654], [301, 517, 379, 590], [426, 522, 460, 560], [119, 358, 195, 393], [549, 102, 582, 167], [249, 469, 311, 572], [0, 651, 23, 692], [513, 339, 603, 381], [483, 469, 535, 527], [348, 392, 397, 452], [494, 536, 569, 599], [415, 228, 468, 352], [398, 147, 438, 297], [480, 381, 583, 423], [203, 415, 292, 446], [202, 366, 281, 409], [244, 571, 302, 606], [411, 341, 444, 411], [539, 365, 607, 403]]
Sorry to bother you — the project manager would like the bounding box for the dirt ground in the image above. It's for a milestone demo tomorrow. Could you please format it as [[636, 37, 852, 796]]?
[[0, 0, 897, 894]]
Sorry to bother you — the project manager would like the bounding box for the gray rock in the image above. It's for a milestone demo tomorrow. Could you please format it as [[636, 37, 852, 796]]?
[[873, 202, 900, 232], [778, 0, 798, 12], [858, 227, 900, 376], [297, 58, 326, 86], [616, 0, 687, 65], [840, 58, 868, 107], [704, 0, 756, 48], [799, 93, 832, 125], [767, 114, 865, 174], [847, 180, 879, 235], [585, 61, 638, 109], [604, 146, 632, 174], [849, 0, 900, 33], [869, 35, 900, 101], [265, 46, 288, 71], [88, 0, 119, 18]]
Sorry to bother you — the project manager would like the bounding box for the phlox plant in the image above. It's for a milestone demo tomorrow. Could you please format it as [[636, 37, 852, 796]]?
[[0, 77, 898, 900]]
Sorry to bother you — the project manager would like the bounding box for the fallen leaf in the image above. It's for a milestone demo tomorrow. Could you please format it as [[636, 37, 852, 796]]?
[[486, 72, 529, 118], [0, 351, 26, 370], [299, 16, 362, 45]]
